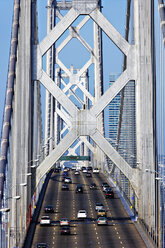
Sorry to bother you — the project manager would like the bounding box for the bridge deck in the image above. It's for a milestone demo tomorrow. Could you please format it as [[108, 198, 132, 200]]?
[[31, 170, 147, 248]]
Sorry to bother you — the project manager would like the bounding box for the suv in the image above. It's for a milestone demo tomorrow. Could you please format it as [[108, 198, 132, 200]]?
[[76, 184, 83, 193]]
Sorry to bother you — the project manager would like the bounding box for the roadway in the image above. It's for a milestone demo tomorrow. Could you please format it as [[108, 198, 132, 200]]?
[[32, 169, 146, 248]]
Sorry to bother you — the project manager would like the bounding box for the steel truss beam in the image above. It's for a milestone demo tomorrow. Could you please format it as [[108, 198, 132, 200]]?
[[35, 1, 138, 193]]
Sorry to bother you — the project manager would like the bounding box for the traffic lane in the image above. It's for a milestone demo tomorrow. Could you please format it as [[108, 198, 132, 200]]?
[[44, 170, 98, 248], [82, 172, 126, 248], [94, 172, 146, 247], [32, 172, 61, 247], [72, 171, 102, 248], [46, 170, 77, 248]]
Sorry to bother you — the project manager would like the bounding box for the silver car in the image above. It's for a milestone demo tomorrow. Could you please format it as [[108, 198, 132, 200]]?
[[95, 203, 104, 211], [97, 216, 108, 225]]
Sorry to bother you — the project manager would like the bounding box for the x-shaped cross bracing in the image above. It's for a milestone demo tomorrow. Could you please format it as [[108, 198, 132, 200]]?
[[35, 6, 138, 193]]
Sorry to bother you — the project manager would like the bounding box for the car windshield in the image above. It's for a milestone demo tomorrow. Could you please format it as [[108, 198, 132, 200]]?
[[36, 244, 47, 248], [96, 203, 103, 206], [98, 217, 106, 220]]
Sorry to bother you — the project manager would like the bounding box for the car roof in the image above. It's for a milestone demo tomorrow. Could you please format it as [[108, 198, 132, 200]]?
[[96, 203, 103, 206], [41, 216, 50, 219], [61, 225, 70, 229]]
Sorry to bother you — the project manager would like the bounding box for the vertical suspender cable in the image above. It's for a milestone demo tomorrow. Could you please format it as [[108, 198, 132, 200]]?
[[0, 0, 20, 205]]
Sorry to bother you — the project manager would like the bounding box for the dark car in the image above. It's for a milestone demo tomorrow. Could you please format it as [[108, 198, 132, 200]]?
[[105, 189, 114, 198], [63, 171, 68, 176], [90, 183, 97, 189], [76, 184, 83, 193], [54, 168, 60, 173], [86, 172, 92, 177], [44, 205, 54, 213], [101, 182, 109, 188], [35, 243, 48, 248], [60, 226, 70, 235], [62, 184, 69, 190], [87, 166, 93, 171]]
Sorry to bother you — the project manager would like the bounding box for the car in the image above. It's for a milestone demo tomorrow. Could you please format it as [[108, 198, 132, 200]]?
[[77, 210, 87, 219], [74, 170, 80, 175], [86, 172, 92, 177], [97, 209, 106, 217], [35, 243, 48, 248], [82, 168, 88, 173], [60, 218, 70, 226], [101, 182, 109, 188], [95, 203, 104, 211], [40, 216, 51, 225], [63, 171, 68, 177], [81, 166, 86, 171], [64, 177, 72, 183], [97, 216, 108, 225], [105, 189, 114, 198], [60, 226, 70, 235], [87, 166, 93, 171], [103, 185, 111, 192], [44, 205, 54, 213], [76, 184, 83, 193], [93, 168, 99, 173], [61, 184, 69, 190], [89, 183, 97, 189]]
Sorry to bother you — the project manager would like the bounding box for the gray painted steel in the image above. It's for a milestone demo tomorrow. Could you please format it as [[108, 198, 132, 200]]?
[[0, 0, 160, 247], [0, 0, 20, 203]]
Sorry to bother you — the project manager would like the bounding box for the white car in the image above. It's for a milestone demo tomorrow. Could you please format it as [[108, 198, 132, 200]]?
[[40, 216, 51, 225], [77, 210, 87, 219], [74, 170, 80, 175], [64, 177, 72, 183], [93, 168, 99, 173], [60, 218, 70, 226]]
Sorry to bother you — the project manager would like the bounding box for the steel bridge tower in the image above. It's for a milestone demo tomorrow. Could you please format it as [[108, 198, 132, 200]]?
[[0, 0, 160, 247]]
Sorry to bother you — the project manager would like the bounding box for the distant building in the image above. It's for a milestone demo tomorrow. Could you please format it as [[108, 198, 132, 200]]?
[[108, 74, 121, 148]]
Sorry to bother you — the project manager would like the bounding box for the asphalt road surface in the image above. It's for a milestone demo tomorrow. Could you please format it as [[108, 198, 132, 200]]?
[[32, 169, 146, 248]]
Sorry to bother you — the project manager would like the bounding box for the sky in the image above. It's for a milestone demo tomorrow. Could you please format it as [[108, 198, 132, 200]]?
[[0, 1, 14, 139]]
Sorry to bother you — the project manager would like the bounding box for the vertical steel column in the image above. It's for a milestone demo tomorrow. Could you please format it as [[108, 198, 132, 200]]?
[[93, 1, 105, 170], [45, 0, 55, 155], [134, 0, 157, 238]]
